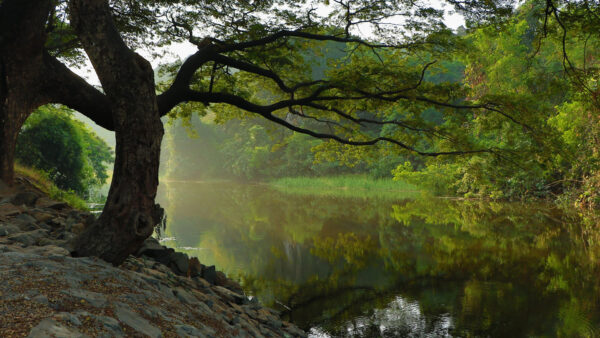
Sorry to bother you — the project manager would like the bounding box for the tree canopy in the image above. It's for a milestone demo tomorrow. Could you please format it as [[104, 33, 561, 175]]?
[[2, 0, 600, 263]]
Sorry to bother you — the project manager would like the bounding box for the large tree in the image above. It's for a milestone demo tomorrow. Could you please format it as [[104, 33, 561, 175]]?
[[2, 0, 581, 264]]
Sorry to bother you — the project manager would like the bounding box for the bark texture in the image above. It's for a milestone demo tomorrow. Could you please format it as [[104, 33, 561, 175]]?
[[69, 0, 164, 264], [0, 0, 53, 184]]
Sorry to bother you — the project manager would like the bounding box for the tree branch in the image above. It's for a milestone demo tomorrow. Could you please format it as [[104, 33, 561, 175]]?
[[212, 29, 417, 53], [43, 52, 114, 130], [180, 88, 492, 156]]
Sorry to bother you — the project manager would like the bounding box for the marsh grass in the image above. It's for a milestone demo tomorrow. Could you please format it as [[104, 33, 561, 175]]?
[[15, 164, 88, 210], [270, 175, 421, 199]]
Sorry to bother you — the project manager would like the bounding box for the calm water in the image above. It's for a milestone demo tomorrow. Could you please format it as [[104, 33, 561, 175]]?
[[156, 181, 600, 337]]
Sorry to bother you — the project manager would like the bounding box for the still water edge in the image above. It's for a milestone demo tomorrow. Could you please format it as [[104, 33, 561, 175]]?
[[157, 181, 600, 337]]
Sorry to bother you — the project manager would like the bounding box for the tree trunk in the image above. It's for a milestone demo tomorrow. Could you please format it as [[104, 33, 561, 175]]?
[[69, 0, 164, 264], [0, 61, 16, 185], [0, 0, 53, 185], [0, 95, 27, 185], [70, 95, 165, 264], [0, 59, 45, 185]]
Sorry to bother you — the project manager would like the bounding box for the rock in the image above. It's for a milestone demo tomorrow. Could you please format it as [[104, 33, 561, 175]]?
[[95, 315, 123, 335], [173, 287, 198, 304], [193, 276, 212, 289], [49, 216, 66, 228], [27, 318, 86, 338], [249, 297, 261, 310], [158, 282, 176, 299], [0, 203, 21, 217], [137, 238, 173, 265], [15, 212, 37, 223], [0, 177, 307, 338], [241, 322, 265, 338], [32, 294, 50, 306], [196, 300, 214, 315], [188, 257, 202, 277], [58, 231, 76, 241], [267, 318, 283, 329], [31, 211, 54, 223], [214, 286, 246, 305], [136, 237, 163, 253], [38, 237, 66, 247], [114, 304, 162, 338], [0, 223, 21, 236], [169, 251, 189, 275], [216, 271, 245, 295], [8, 229, 48, 246], [26, 245, 70, 257], [67, 209, 82, 219], [12, 191, 39, 207], [61, 289, 108, 308], [202, 265, 217, 284], [13, 213, 41, 232], [17, 222, 40, 232], [215, 270, 228, 285], [54, 312, 82, 326], [175, 324, 215, 337], [36, 198, 68, 210]]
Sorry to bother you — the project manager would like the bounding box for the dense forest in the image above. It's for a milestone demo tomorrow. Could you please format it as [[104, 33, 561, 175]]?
[[156, 1, 600, 209], [2, 0, 599, 261], [18, 0, 600, 209]]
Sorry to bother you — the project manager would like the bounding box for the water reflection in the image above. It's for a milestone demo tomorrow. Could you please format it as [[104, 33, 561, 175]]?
[[157, 181, 600, 337]]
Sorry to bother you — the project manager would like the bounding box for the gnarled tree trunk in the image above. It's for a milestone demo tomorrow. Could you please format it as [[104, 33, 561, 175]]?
[[0, 91, 31, 185], [0, 0, 53, 185], [69, 0, 164, 264]]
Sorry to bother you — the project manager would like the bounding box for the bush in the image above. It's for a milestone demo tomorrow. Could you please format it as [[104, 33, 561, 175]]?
[[15, 105, 114, 198]]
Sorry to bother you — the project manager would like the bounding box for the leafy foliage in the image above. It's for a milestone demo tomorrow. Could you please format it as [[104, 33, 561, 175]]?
[[15, 105, 114, 197], [15, 0, 600, 206], [156, 0, 600, 207]]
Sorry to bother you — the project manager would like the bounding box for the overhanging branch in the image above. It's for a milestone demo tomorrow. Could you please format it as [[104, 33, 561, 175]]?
[[180, 88, 494, 156]]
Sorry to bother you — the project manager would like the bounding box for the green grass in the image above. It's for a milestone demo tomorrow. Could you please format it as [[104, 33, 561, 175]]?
[[15, 164, 89, 210], [269, 175, 421, 199]]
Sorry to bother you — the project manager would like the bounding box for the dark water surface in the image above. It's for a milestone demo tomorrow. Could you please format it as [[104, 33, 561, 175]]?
[[157, 181, 600, 337]]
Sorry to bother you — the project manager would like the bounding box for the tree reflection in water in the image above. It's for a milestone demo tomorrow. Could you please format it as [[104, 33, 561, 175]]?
[[158, 182, 600, 337]]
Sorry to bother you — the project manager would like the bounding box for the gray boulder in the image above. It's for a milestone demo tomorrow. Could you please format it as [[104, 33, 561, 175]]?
[[8, 229, 48, 246], [12, 191, 39, 207], [115, 304, 162, 338], [0, 223, 21, 236], [169, 251, 189, 275], [202, 265, 217, 285], [27, 318, 86, 338]]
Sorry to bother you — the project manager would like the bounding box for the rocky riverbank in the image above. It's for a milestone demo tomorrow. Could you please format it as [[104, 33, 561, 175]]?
[[0, 176, 306, 337]]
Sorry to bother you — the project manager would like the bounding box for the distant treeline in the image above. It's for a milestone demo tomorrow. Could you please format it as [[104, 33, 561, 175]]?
[[161, 115, 410, 181]]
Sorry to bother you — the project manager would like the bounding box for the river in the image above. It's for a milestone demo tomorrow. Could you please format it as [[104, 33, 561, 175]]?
[[156, 181, 600, 337]]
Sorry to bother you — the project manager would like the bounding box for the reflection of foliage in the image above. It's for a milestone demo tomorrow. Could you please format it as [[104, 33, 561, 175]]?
[[557, 299, 598, 338], [159, 182, 600, 336], [311, 233, 376, 268]]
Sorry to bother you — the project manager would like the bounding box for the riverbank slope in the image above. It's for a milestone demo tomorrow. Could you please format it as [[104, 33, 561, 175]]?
[[0, 176, 305, 337]]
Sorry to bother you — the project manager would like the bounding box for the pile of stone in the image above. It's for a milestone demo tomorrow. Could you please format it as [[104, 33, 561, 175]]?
[[0, 177, 306, 337], [135, 238, 244, 295]]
